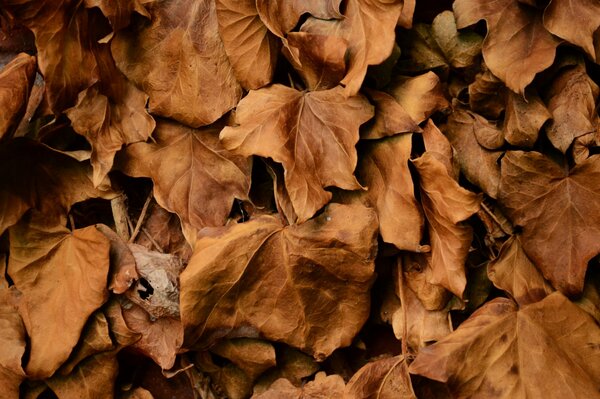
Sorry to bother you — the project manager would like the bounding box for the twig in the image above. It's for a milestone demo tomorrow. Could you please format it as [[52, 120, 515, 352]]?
[[111, 194, 131, 241], [129, 192, 153, 243], [480, 201, 512, 235], [68, 214, 75, 231], [141, 227, 164, 253]]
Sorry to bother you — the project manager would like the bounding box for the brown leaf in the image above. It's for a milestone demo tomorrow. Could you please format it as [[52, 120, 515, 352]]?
[[431, 11, 483, 69], [344, 355, 415, 399], [544, 64, 599, 153], [103, 299, 142, 349], [498, 151, 600, 295], [111, 0, 242, 127], [66, 44, 155, 186], [402, 253, 452, 311], [487, 236, 554, 306], [300, 0, 403, 95], [543, 0, 600, 59], [468, 66, 506, 119], [444, 109, 502, 198], [256, 0, 343, 38], [0, 52, 36, 141], [253, 346, 319, 393], [210, 339, 276, 381], [215, 0, 279, 90], [453, 0, 561, 94], [83, 0, 151, 33], [96, 224, 139, 295], [0, 287, 26, 398], [397, 0, 415, 29], [361, 89, 420, 140], [470, 111, 503, 150], [220, 85, 372, 223], [386, 72, 449, 125], [421, 120, 455, 179], [8, 222, 111, 378], [409, 293, 600, 398], [119, 119, 251, 239], [120, 387, 154, 399], [255, 372, 345, 399], [413, 153, 482, 298], [0, 138, 113, 235], [503, 90, 550, 148], [180, 203, 378, 360], [396, 24, 449, 74], [355, 134, 424, 251]]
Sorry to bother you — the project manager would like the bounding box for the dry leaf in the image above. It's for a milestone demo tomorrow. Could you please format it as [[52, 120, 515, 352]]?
[[344, 355, 415, 399], [421, 119, 455, 178], [468, 66, 506, 119], [431, 11, 483, 69], [220, 85, 373, 223], [181, 203, 378, 360], [254, 372, 345, 399], [0, 287, 26, 398], [111, 0, 242, 127], [410, 293, 600, 398], [211, 339, 276, 381], [83, 0, 151, 33], [96, 224, 139, 295], [0, 52, 36, 141], [361, 89, 420, 140], [503, 90, 550, 148], [499, 151, 600, 295]]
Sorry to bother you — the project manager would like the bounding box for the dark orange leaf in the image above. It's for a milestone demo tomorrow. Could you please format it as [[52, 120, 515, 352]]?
[[0, 52, 36, 141]]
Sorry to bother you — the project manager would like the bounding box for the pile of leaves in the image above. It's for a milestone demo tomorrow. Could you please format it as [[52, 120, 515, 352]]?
[[1, 0, 600, 398]]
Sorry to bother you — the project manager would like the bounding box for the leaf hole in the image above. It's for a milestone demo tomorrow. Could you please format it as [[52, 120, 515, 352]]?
[[137, 277, 154, 300]]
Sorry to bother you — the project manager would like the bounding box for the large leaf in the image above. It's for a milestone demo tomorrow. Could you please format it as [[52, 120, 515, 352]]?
[[0, 52, 36, 141], [410, 293, 600, 398], [111, 0, 242, 127], [220, 85, 373, 223], [119, 119, 251, 241], [180, 203, 378, 360], [453, 0, 561, 94], [498, 151, 600, 295], [8, 222, 111, 378]]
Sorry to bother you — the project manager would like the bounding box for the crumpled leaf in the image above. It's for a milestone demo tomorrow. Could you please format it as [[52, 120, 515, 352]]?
[[0, 52, 36, 141], [254, 372, 345, 399], [431, 11, 483, 69], [487, 236, 554, 306], [544, 64, 599, 153], [410, 293, 600, 398], [83, 0, 151, 33], [220, 85, 373, 223], [8, 222, 111, 379], [444, 109, 502, 198], [96, 224, 139, 295], [300, 0, 403, 95], [210, 339, 276, 382], [344, 355, 415, 399], [413, 152, 482, 298], [119, 119, 251, 241], [0, 287, 26, 398], [543, 0, 600, 59], [453, 0, 561, 94], [361, 89, 420, 139], [180, 203, 378, 361], [354, 134, 424, 252], [256, 0, 343, 38], [215, 0, 279, 90], [402, 253, 452, 311], [66, 43, 155, 186], [503, 90, 550, 148], [498, 151, 600, 296], [111, 0, 242, 127], [0, 138, 114, 235]]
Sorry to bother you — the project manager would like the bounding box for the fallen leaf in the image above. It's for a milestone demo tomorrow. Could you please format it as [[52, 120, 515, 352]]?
[[111, 0, 242, 127], [8, 222, 110, 379], [119, 119, 251, 239], [498, 151, 600, 295], [397, 0, 415, 29], [431, 11, 483, 69], [215, 0, 279, 90], [470, 111, 503, 150], [0, 287, 26, 399], [256, 0, 343, 38], [421, 119, 455, 178], [96, 224, 139, 295], [253, 346, 319, 393], [503, 90, 550, 148], [0, 52, 36, 141], [396, 24, 448, 74], [84, 0, 151, 33], [409, 293, 600, 398], [361, 89, 420, 140], [120, 387, 154, 399], [210, 338, 276, 381], [300, 0, 403, 95], [468, 66, 506, 119], [180, 203, 378, 361], [344, 355, 415, 399], [402, 253, 452, 311], [220, 85, 372, 223], [487, 236, 554, 306], [453, 0, 561, 94], [413, 152, 482, 298], [255, 372, 345, 399]]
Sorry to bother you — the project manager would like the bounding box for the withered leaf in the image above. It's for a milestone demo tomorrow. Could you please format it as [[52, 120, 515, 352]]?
[[300, 0, 403, 95], [421, 120, 455, 178], [402, 253, 452, 311], [396, 23, 448, 74], [220, 85, 372, 223], [431, 11, 483, 69], [468, 66, 506, 119], [470, 112, 503, 150], [413, 153, 481, 298], [215, 0, 279, 90], [84, 0, 151, 34], [8, 222, 110, 379], [256, 0, 343, 38], [210, 338, 276, 382], [544, 64, 599, 153], [361, 89, 420, 140], [0, 52, 36, 141], [0, 138, 114, 234], [344, 355, 415, 399], [96, 224, 139, 295], [355, 134, 424, 252], [397, 0, 415, 29], [255, 372, 345, 399], [499, 151, 600, 295], [119, 119, 251, 240], [487, 236, 554, 306], [410, 293, 600, 398], [0, 287, 26, 398], [543, 0, 600, 59], [444, 109, 502, 198], [453, 0, 561, 94], [503, 90, 550, 148], [111, 0, 242, 127], [180, 203, 378, 361]]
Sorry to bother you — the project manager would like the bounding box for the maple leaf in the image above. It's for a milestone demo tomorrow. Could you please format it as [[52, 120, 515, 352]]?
[[8, 222, 110, 379], [220, 85, 373, 223], [410, 293, 600, 398], [119, 119, 251, 241], [453, 0, 561, 94], [111, 0, 242, 127], [180, 203, 378, 361], [0, 52, 36, 141], [499, 151, 600, 296]]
